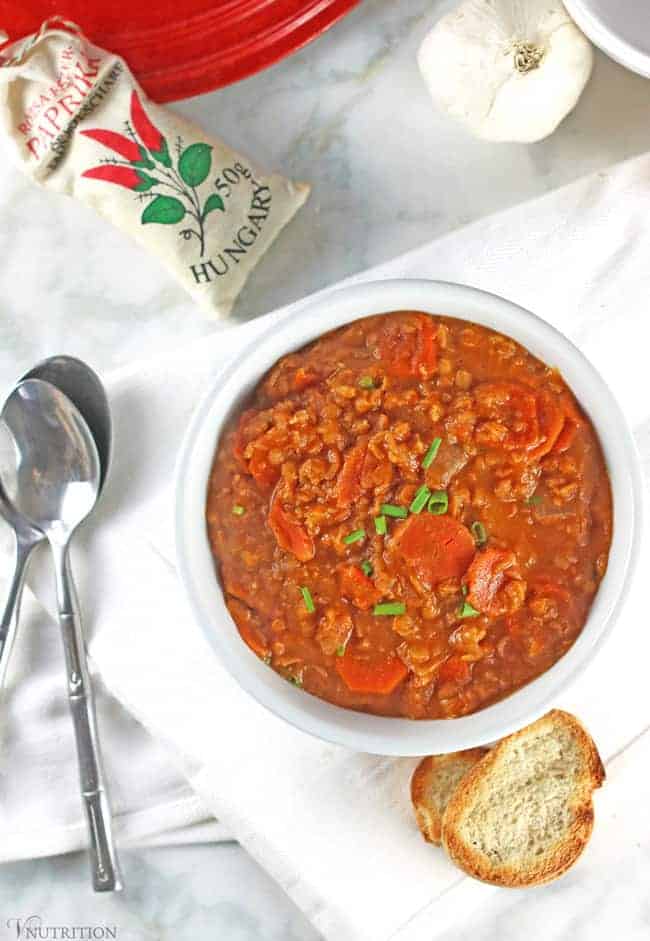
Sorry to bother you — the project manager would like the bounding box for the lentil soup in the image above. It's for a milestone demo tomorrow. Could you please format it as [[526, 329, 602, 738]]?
[[206, 312, 612, 719]]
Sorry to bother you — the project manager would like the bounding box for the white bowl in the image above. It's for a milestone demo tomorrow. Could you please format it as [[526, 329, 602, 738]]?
[[175, 279, 643, 756], [564, 1, 650, 79]]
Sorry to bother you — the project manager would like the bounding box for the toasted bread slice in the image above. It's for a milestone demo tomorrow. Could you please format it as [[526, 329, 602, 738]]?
[[411, 749, 488, 845], [441, 710, 605, 887]]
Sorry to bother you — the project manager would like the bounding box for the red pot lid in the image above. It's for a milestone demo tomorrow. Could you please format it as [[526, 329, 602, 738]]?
[[0, 1, 362, 102]]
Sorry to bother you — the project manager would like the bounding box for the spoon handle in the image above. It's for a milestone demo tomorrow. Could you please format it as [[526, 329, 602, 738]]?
[[0, 535, 34, 690], [52, 540, 123, 893]]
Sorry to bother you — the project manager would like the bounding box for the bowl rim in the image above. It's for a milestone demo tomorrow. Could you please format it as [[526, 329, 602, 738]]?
[[563, 0, 650, 79], [175, 278, 643, 756]]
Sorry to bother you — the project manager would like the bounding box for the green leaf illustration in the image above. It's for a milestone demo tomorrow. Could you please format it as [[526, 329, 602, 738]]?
[[178, 143, 212, 187], [133, 145, 155, 171], [202, 192, 225, 220], [141, 195, 186, 225], [133, 172, 156, 192], [152, 138, 172, 168]]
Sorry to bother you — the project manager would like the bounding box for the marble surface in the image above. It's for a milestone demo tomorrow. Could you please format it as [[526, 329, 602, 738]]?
[[2, 0, 650, 937]]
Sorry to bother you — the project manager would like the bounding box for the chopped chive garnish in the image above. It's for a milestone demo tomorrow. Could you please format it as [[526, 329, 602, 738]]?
[[374, 602, 406, 616], [263, 652, 272, 665], [289, 674, 303, 687], [374, 515, 388, 535], [422, 437, 442, 470], [428, 490, 448, 515], [232, 505, 246, 516], [358, 375, 375, 389], [361, 560, 374, 577], [471, 521, 487, 546], [461, 584, 468, 596], [300, 586, 315, 613], [336, 645, 346, 657], [458, 601, 480, 618], [343, 528, 366, 545], [381, 504, 408, 518], [410, 484, 431, 515], [526, 494, 542, 506]]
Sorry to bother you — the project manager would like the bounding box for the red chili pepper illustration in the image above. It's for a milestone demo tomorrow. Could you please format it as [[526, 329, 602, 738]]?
[[81, 129, 140, 162], [82, 95, 226, 260], [82, 165, 155, 191], [130, 92, 171, 167]]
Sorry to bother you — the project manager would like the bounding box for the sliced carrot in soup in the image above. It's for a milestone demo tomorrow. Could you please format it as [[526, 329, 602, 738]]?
[[336, 651, 408, 694], [268, 490, 315, 561], [464, 547, 516, 614], [397, 514, 475, 588]]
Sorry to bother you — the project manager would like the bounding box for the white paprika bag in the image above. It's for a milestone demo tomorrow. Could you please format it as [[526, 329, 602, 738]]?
[[0, 19, 310, 317]]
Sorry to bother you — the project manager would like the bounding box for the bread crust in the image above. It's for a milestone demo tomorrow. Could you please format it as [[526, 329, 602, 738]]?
[[411, 748, 488, 845], [441, 710, 605, 887]]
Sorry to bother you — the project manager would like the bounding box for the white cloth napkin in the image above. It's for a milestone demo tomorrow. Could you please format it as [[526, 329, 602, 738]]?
[[0, 567, 227, 859], [5, 151, 650, 941]]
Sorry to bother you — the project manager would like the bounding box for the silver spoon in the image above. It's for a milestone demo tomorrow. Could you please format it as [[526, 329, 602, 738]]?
[[23, 355, 112, 488], [0, 466, 41, 688], [3, 378, 121, 893], [0, 357, 111, 690]]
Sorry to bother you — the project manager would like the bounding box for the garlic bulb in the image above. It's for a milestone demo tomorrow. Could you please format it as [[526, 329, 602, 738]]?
[[418, 0, 593, 143]]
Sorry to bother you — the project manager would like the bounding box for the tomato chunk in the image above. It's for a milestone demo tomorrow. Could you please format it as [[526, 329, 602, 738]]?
[[292, 367, 318, 392], [464, 547, 516, 615], [530, 392, 582, 459], [528, 391, 564, 460], [233, 409, 281, 488], [268, 489, 315, 561], [397, 514, 475, 588], [552, 396, 583, 454], [226, 597, 269, 659], [378, 312, 437, 379], [233, 408, 259, 465], [475, 382, 539, 451], [336, 651, 408, 694], [437, 655, 471, 686], [223, 570, 258, 613], [553, 417, 578, 453], [338, 564, 381, 611], [249, 448, 281, 488], [528, 579, 572, 611], [336, 439, 368, 506]]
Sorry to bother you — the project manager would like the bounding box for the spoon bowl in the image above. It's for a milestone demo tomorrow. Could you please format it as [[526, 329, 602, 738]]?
[[3, 379, 101, 541], [22, 356, 112, 491]]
